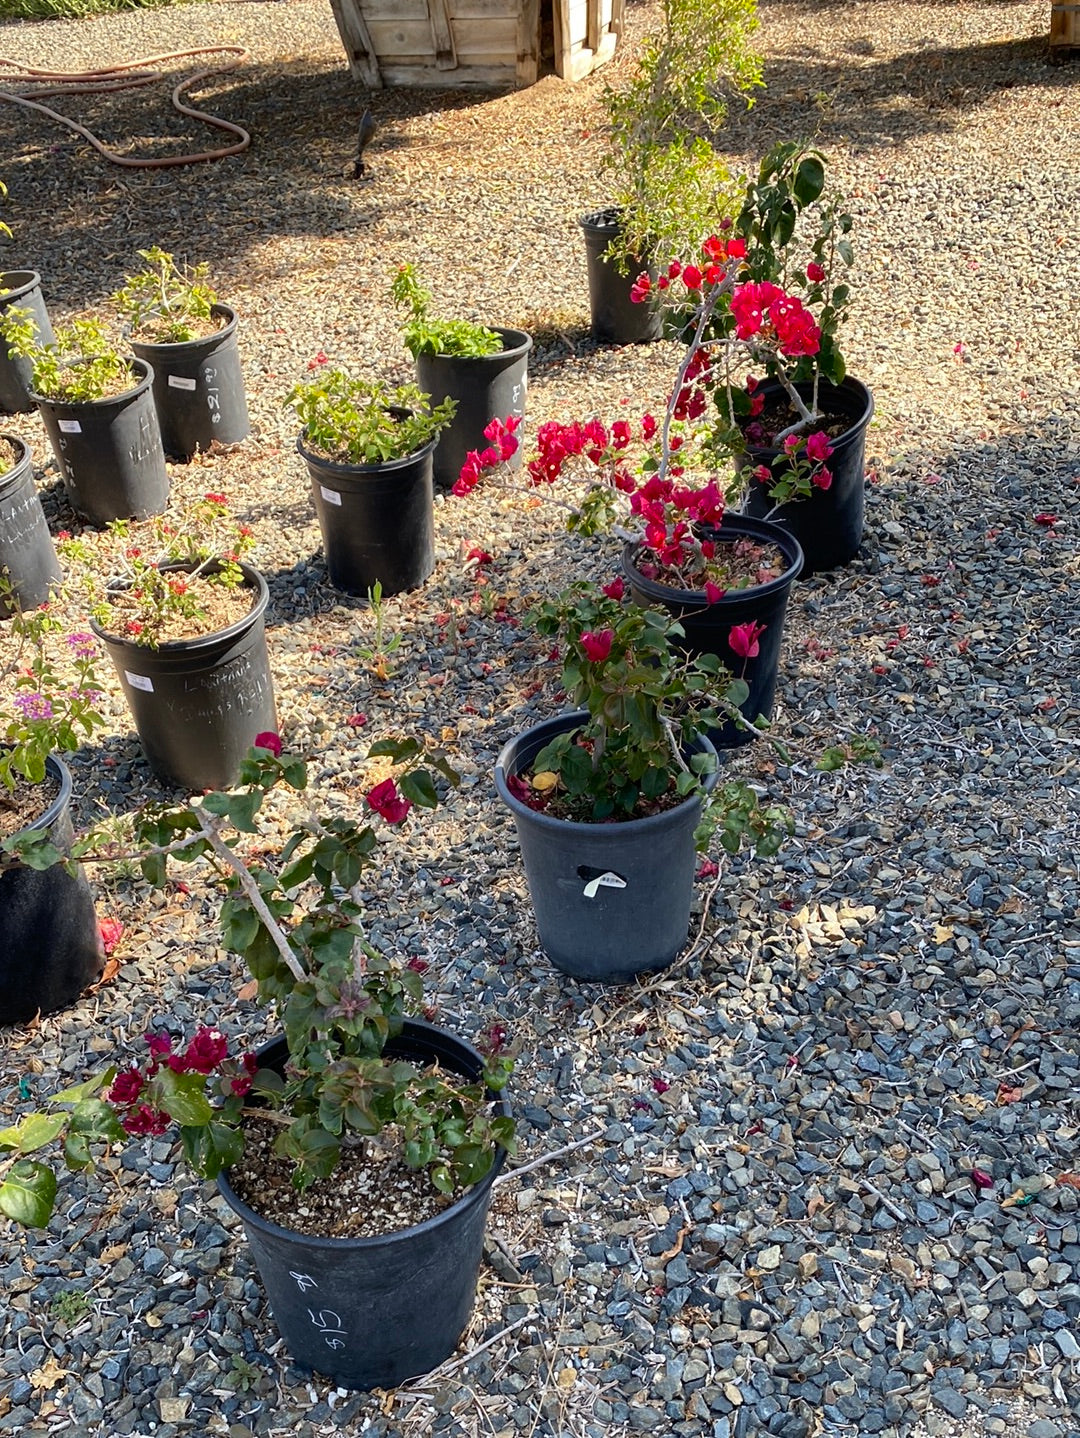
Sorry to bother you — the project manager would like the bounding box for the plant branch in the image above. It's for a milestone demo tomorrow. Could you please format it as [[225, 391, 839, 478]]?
[[193, 807, 307, 984]]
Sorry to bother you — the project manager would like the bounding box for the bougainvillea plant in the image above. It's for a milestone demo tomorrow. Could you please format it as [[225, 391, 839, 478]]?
[[0, 734, 514, 1228], [64, 492, 258, 647], [522, 580, 794, 854], [0, 594, 106, 792]]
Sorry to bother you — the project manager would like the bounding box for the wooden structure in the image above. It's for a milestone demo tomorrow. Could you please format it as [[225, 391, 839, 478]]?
[[328, 0, 624, 89], [1050, 2, 1080, 53]]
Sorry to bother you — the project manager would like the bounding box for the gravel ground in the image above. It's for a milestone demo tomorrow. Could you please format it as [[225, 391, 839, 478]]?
[[1, 2, 1079, 1436]]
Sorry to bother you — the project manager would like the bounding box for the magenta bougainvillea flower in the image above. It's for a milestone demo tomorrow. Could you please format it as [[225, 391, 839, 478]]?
[[254, 731, 282, 757], [729, 620, 767, 659], [366, 777, 411, 825], [580, 629, 614, 663]]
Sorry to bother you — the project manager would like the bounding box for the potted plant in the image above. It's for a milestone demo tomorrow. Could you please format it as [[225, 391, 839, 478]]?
[[695, 142, 875, 573], [494, 579, 796, 982], [0, 431, 61, 616], [391, 263, 531, 490], [455, 232, 805, 751], [0, 733, 515, 1391], [0, 268, 55, 416], [81, 493, 276, 791], [0, 603, 106, 1023], [582, 0, 763, 344], [0, 309, 168, 526], [112, 246, 250, 461], [288, 359, 457, 597]]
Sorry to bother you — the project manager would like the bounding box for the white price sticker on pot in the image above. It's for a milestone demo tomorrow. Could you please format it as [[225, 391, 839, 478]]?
[[582, 871, 627, 899], [125, 672, 154, 693], [320, 486, 343, 506], [58, 419, 82, 434], [168, 374, 197, 391]]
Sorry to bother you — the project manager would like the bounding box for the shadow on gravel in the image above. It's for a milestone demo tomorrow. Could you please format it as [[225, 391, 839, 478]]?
[[0, 55, 519, 304], [723, 30, 1079, 153]]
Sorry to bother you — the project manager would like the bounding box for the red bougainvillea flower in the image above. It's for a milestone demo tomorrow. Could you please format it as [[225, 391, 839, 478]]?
[[681, 264, 703, 291], [346, 712, 367, 727], [108, 1069, 145, 1105], [182, 1028, 230, 1074], [729, 620, 767, 659], [704, 582, 726, 604], [753, 464, 772, 485], [602, 575, 625, 601], [366, 777, 412, 825], [806, 261, 826, 283], [730, 281, 781, 339], [701, 235, 726, 262], [98, 916, 124, 955], [121, 1103, 170, 1137], [203, 492, 227, 505], [630, 272, 652, 304], [611, 420, 632, 450], [813, 466, 833, 491], [254, 731, 282, 757], [466, 546, 493, 565], [1034, 513, 1058, 526], [805, 431, 834, 463], [641, 412, 658, 440], [580, 629, 614, 663]]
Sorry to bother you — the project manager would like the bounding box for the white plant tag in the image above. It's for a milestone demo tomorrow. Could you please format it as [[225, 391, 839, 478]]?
[[168, 374, 197, 391], [125, 672, 154, 693], [320, 486, 343, 506], [58, 419, 82, 434], [582, 871, 627, 899]]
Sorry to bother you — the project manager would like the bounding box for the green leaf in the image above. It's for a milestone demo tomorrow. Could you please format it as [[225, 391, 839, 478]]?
[[793, 155, 825, 206], [155, 1071, 213, 1127], [220, 899, 260, 954], [0, 1112, 68, 1154], [49, 1071, 114, 1108], [399, 769, 438, 808], [367, 737, 421, 762], [836, 239, 854, 267], [0, 1160, 57, 1227], [225, 790, 261, 834]]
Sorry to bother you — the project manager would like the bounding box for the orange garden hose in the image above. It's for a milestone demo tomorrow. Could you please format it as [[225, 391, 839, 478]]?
[[0, 47, 251, 167]]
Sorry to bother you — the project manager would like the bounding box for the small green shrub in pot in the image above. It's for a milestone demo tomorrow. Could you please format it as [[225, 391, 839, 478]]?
[[287, 365, 457, 464], [601, 0, 763, 269], [111, 246, 220, 344], [391, 262, 502, 359], [0, 310, 135, 404]]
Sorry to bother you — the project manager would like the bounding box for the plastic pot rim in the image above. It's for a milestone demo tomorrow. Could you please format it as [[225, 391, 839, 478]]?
[[216, 1017, 510, 1252], [0, 431, 30, 491], [28, 356, 154, 411], [127, 302, 238, 355], [0, 270, 43, 304], [742, 375, 875, 450], [88, 558, 269, 655], [494, 709, 719, 840], [412, 325, 532, 366], [621, 514, 804, 609], [5, 751, 72, 842], [297, 427, 440, 477]]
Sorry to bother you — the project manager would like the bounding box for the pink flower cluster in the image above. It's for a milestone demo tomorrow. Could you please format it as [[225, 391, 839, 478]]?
[[107, 1029, 257, 1137], [631, 234, 749, 304], [453, 415, 522, 496], [629, 473, 725, 569], [525, 417, 640, 493], [730, 282, 821, 357]]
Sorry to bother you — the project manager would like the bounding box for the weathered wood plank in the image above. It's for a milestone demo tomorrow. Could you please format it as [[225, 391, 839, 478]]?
[[426, 0, 458, 69], [329, 0, 383, 87], [378, 60, 519, 86], [586, 0, 601, 54], [515, 0, 540, 86], [366, 16, 517, 58]]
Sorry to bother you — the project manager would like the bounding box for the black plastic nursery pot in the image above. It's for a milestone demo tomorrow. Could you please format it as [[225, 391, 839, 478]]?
[[89, 561, 276, 792], [130, 303, 250, 462], [622, 513, 804, 750], [579, 209, 662, 346], [0, 269, 56, 415], [416, 325, 532, 491], [31, 358, 169, 527], [0, 433, 61, 617], [0, 755, 104, 1026], [298, 430, 436, 598], [495, 711, 719, 983], [216, 1019, 511, 1390], [740, 376, 874, 576]]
